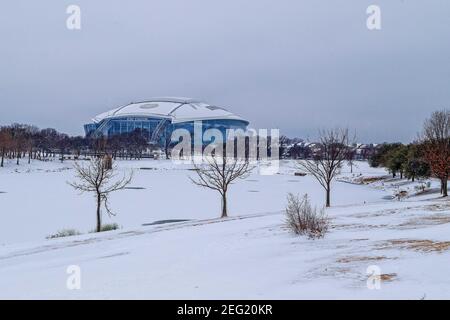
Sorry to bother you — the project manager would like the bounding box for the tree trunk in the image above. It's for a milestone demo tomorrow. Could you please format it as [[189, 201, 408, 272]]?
[[96, 193, 102, 232], [165, 145, 170, 160], [325, 185, 331, 207], [443, 178, 448, 197], [0, 148, 4, 167], [221, 193, 228, 218]]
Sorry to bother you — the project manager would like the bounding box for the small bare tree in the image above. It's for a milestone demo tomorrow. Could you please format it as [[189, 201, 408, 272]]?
[[68, 157, 133, 232], [298, 128, 351, 207], [190, 153, 253, 218], [347, 146, 358, 174]]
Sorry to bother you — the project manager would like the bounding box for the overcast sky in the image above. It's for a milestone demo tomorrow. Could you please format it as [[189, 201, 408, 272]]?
[[1, 0, 449, 142]]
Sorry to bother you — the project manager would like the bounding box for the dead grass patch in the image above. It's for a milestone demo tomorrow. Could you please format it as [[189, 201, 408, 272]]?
[[349, 208, 403, 219], [380, 239, 450, 253], [334, 223, 388, 231], [396, 214, 450, 229], [361, 176, 385, 184], [423, 203, 450, 212], [380, 273, 397, 282], [424, 215, 450, 223], [336, 255, 395, 264]]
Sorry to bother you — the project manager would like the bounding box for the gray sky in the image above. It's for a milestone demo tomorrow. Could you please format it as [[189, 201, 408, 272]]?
[[1, 0, 450, 142]]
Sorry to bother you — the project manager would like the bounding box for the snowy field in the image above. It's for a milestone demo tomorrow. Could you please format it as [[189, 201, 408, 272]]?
[[0, 159, 385, 244], [0, 159, 449, 299]]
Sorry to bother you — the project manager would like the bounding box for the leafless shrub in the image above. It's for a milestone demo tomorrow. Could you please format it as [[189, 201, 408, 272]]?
[[46, 229, 81, 239], [285, 193, 329, 238], [89, 223, 120, 233]]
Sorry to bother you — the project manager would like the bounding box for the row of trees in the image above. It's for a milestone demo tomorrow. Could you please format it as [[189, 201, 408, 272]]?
[[4, 110, 449, 228], [293, 110, 448, 209], [280, 136, 377, 162], [370, 110, 449, 196], [0, 124, 153, 167], [70, 147, 253, 231], [369, 143, 430, 181]]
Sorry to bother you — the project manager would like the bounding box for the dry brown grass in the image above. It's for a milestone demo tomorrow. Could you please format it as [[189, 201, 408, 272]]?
[[360, 176, 385, 184], [336, 256, 392, 264], [334, 223, 388, 231], [423, 203, 450, 212], [424, 215, 450, 223], [379, 273, 397, 282], [380, 239, 450, 253], [396, 214, 450, 229]]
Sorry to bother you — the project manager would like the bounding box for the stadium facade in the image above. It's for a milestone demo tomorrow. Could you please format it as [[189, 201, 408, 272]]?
[[83, 98, 249, 146]]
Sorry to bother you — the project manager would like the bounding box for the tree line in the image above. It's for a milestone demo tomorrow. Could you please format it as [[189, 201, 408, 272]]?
[[0, 124, 153, 167], [370, 110, 449, 196], [369, 143, 430, 181]]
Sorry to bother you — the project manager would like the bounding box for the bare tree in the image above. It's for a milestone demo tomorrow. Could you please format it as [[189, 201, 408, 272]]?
[[421, 110, 450, 197], [68, 157, 133, 232], [0, 127, 12, 167], [297, 128, 351, 207], [190, 153, 253, 218], [347, 146, 358, 174]]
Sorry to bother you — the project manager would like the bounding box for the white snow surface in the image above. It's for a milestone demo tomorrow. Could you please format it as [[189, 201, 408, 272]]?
[[0, 159, 449, 299]]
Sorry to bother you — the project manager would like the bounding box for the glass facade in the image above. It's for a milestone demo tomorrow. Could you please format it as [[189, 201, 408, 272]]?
[[84, 117, 249, 146]]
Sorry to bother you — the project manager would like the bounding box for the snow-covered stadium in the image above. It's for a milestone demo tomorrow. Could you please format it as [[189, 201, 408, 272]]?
[[83, 98, 249, 145]]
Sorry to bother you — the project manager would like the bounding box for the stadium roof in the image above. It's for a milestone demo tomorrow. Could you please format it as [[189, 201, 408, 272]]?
[[92, 97, 248, 124]]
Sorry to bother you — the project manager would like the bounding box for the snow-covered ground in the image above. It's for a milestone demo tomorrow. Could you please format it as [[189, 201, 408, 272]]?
[[0, 159, 385, 244], [0, 159, 449, 299]]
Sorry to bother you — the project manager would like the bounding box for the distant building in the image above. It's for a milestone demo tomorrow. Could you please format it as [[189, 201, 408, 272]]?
[[284, 141, 378, 160], [354, 143, 378, 160], [84, 98, 249, 146]]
